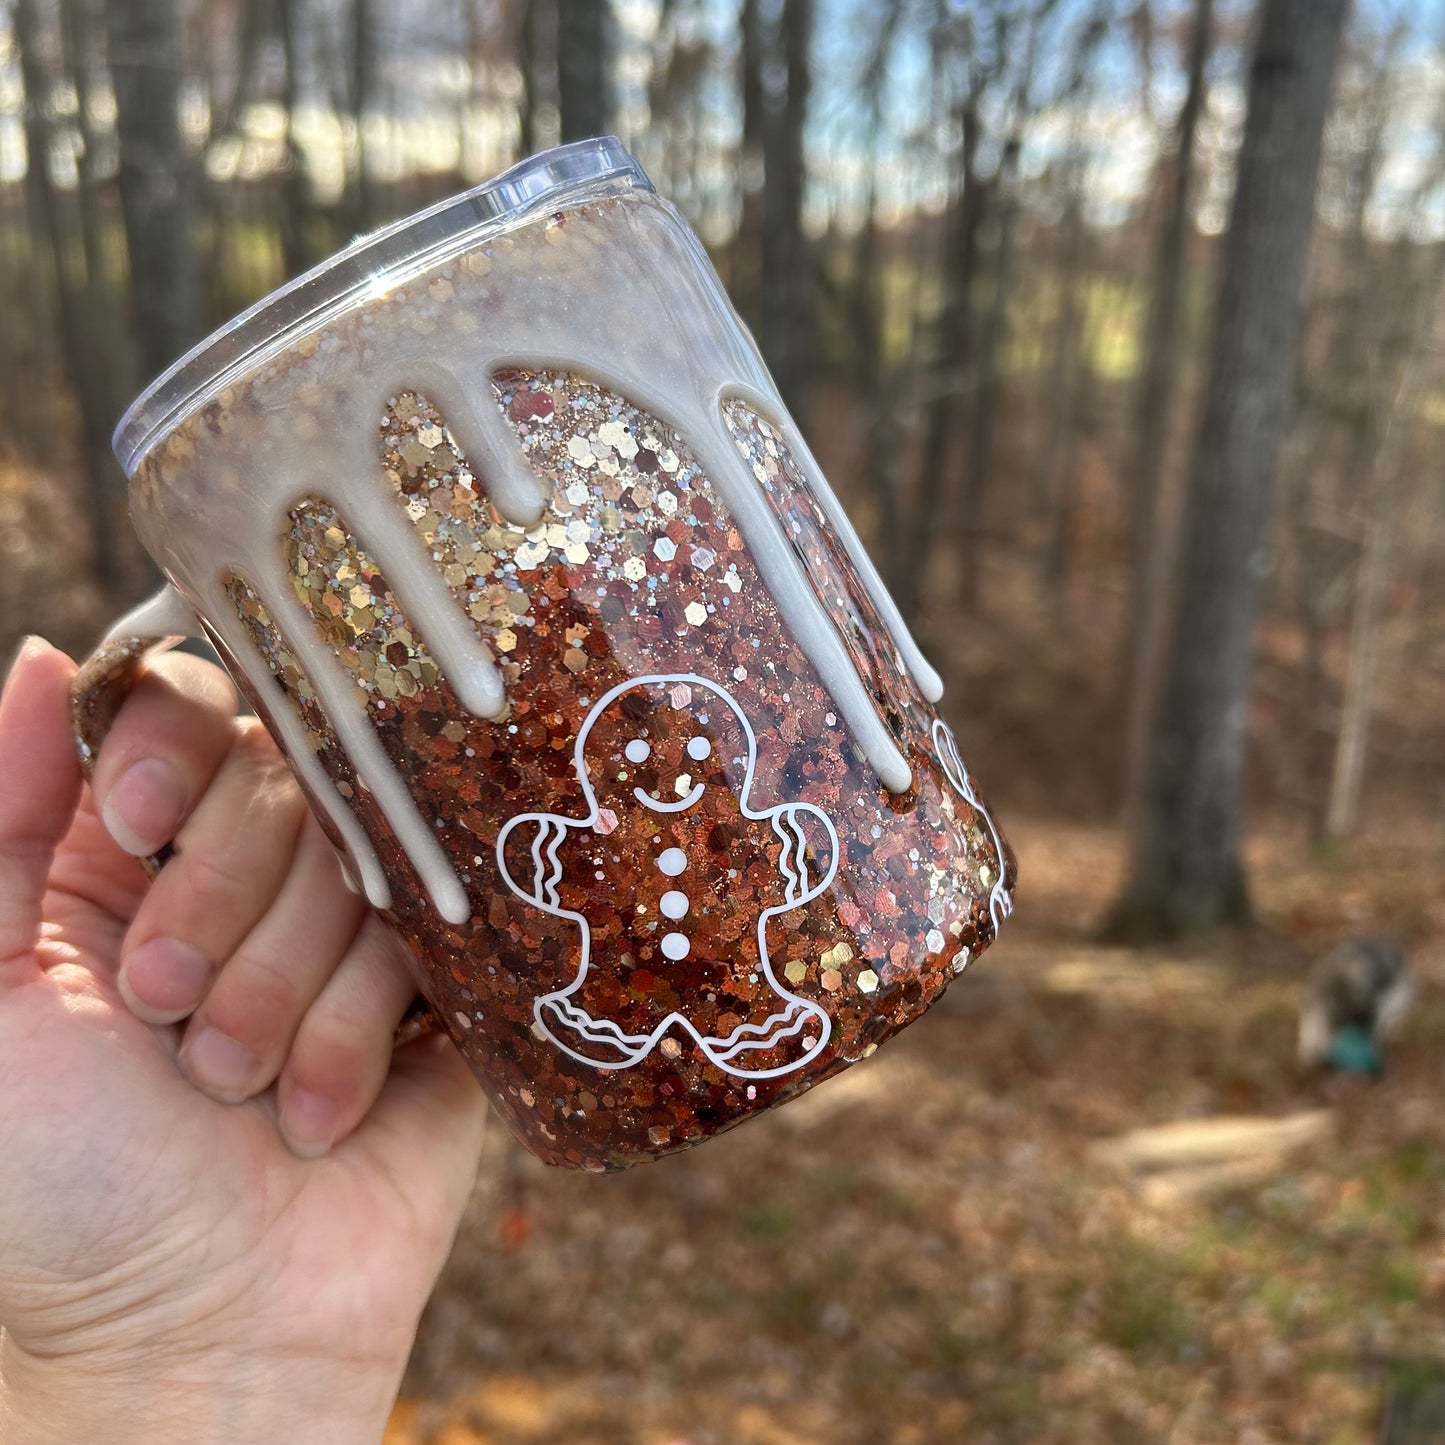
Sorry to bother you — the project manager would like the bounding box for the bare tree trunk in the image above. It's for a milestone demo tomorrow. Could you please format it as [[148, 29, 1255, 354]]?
[[60, 0, 131, 442], [850, 1, 905, 556], [515, 0, 537, 156], [1279, 403, 1335, 836], [557, 0, 607, 143], [17, 0, 123, 591], [1326, 515, 1390, 841], [1104, 0, 1348, 941], [896, 83, 985, 619], [1323, 291, 1441, 838], [959, 0, 1079, 611], [107, 0, 203, 383], [1036, 165, 1088, 599], [1285, 22, 1423, 834], [60, 0, 109, 305], [1119, 0, 1212, 822], [0, 169, 58, 458], [958, 159, 1016, 612], [278, 0, 311, 277], [1042, 362, 1094, 604], [732, 0, 766, 328], [758, 0, 813, 423], [198, 0, 267, 318], [351, 0, 379, 230]]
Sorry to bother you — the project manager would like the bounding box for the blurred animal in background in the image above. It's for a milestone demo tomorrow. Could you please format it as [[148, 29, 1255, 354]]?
[[1298, 937, 1412, 1076]]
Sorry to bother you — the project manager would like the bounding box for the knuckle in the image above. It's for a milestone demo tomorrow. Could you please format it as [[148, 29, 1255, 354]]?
[[100, 668, 233, 767], [207, 952, 303, 1038], [299, 999, 375, 1061], [168, 843, 257, 904], [287, 1015, 370, 1097]]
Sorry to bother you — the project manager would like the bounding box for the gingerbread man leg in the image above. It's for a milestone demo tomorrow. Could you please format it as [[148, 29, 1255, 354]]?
[[496, 811, 658, 1068]]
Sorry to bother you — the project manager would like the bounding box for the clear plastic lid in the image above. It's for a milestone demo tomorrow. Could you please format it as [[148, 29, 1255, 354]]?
[[113, 136, 653, 478]]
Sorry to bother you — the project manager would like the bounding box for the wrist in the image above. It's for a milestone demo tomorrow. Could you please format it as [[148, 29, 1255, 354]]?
[[0, 1330, 401, 1445]]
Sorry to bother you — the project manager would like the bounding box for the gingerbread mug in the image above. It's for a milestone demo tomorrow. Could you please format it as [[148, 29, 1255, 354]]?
[[72, 137, 1015, 1170]]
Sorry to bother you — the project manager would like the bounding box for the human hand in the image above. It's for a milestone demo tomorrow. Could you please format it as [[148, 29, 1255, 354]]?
[[0, 638, 488, 1445]]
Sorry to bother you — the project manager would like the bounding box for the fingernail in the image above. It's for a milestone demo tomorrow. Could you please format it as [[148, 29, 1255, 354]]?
[[102, 757, 187, 857], [281, 1089, 340, 1159], [9, 634, 43, 665], [3, 635, 46, 691], [120, 937, 213, 1020], [182, 1027, 259, 1101]]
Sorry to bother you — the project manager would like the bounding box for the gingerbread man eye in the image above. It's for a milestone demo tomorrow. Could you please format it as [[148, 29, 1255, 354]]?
[[624, 738, 651, 764], [686, 736, 712, 761]]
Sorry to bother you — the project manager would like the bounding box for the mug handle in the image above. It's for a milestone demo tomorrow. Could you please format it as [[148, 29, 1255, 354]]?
[[70, 585, 202, 880], [69, 584, 437, 1042]]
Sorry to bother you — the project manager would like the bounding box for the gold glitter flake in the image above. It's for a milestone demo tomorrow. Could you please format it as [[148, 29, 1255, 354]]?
[[224, 571, 334, 750], [283, 498, 437, 704]]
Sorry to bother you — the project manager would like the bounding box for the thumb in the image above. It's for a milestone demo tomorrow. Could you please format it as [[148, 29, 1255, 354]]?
[[353, 1031, 489, 1255], [0, 637, 81, 978]]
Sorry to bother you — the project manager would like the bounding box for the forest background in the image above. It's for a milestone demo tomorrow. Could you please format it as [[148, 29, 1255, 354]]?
[[4, 0, 1445, 1439]]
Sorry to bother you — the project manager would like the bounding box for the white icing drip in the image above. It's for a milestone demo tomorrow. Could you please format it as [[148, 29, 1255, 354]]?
[[201, 596, 395, 913], [339, 478, 507, 719], [686, 417, 913, 793], [132, 192, 941, 923], [102, 583, 200, 644], [723, 384, 945, 704], [245, 551, 473, 924], [393, 358, 546, 527]]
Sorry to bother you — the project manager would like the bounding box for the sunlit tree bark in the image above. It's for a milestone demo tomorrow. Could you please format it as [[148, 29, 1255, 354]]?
[[1119, 0, 1213, 819], [106, 0, 203, 382], [17, 0, 125, 590], [758, 0, 814, 422], [1105, 0, 1348, 939], [558, 0, 607, 143], [350, 0, 379, 230]]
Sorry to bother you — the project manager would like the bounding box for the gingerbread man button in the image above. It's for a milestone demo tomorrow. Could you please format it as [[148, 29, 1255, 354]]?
[[497, 673, 837, 1077]]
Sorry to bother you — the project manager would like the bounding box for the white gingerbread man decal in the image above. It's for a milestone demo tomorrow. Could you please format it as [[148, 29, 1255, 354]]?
[[497, 673, 837, 1078], [932, 718, 1013, 937]]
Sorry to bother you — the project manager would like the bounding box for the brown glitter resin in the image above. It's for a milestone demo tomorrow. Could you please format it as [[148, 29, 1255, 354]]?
[[117, 192, 1016, 1170], [198, 371, 1016, 1170]]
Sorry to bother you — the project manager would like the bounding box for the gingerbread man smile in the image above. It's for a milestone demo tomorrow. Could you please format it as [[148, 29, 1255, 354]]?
[[623, 729, 713, 812]]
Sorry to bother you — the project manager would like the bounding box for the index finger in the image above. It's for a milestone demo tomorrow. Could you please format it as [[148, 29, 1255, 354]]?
[[0, 638, 81, 980], [88, 651, 240, 860]]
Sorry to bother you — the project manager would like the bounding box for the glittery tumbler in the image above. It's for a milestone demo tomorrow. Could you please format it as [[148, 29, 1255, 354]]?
[[71, 138, 1016, 1169]]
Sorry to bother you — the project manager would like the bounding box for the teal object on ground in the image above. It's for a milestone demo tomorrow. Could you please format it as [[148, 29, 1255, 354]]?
[[1327, 1024, 1382, 1075]]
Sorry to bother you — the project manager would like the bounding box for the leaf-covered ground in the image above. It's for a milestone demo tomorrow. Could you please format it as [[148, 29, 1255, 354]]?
[[388, 815, 1445, 1444]]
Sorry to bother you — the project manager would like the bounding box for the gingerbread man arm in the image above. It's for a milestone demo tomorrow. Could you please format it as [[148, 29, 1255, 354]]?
[[496, 811, 574, 913], [768, 801, 840, 909], [930, 718, 1012, 933]]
